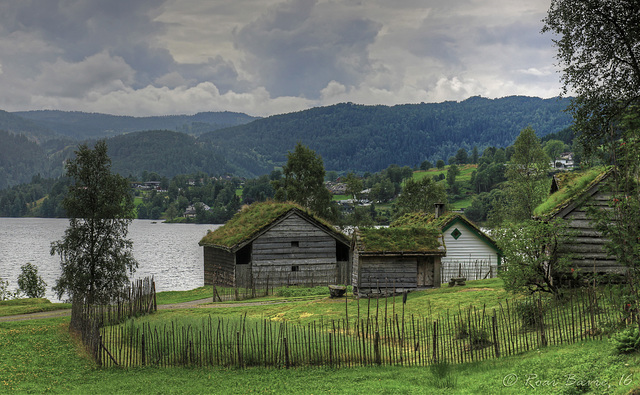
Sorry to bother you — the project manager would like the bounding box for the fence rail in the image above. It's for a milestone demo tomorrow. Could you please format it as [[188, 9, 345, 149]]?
[[96, 287, 638, 368]]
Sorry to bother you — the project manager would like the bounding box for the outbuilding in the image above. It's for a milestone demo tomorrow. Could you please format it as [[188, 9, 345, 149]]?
[[351, 226, 445, 296], [199, 201, 351, 288]]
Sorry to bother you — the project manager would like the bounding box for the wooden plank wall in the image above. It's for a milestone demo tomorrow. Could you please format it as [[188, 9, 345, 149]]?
[[357, 256, 418, 290], [251, 213, 339, 287], [560, 190, 623, 273], [203, 247, 236, 286]]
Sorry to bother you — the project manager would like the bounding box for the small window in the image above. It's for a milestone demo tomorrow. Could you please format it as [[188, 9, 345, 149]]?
[[451, 228, 462, 240], [291, 265, 300, 272], [291, 241, 299, 247]]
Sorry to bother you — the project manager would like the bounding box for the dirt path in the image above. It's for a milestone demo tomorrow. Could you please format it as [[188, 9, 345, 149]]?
[[0, 298, 292, 323]]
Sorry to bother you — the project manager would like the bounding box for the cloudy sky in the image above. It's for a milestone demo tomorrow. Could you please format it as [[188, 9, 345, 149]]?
[[0, 0, 561, 117]]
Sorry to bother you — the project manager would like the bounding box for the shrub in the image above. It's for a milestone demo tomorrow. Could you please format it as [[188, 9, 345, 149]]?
[[17, 263, 47, 299], [611, 327, 640, 354], [516, 299, 545, 330]]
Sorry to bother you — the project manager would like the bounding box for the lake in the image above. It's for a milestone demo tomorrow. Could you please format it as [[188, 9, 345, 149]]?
[[0, 218, 220, 302]]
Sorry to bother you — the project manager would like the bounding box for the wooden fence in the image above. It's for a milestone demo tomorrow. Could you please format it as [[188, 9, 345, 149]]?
[[440, 260, 498, 283], [96, 287, 638, 368], [70, 277, 157, 364]]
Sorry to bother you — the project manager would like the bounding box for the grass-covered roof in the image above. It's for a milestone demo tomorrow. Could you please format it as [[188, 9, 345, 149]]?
[[391, 211, 461, 230], [199, 201, 342, 249], [533, 167, 611, 219], [355, 226, 444, 254]]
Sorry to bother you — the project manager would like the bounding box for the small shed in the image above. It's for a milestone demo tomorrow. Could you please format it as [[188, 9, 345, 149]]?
[[351, 226, 445, 296], [533, 167, 624, 275], [199, 202, 351, 288], [392, 205, 501, 282]]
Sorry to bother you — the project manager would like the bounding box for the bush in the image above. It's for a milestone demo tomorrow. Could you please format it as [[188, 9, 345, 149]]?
[[611, 327, 640, 354], [17, 263, 47, 299], [516, 299, 545, 330]]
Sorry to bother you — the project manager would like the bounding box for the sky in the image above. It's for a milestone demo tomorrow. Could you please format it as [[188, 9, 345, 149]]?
[[0, 0, 562, 117]]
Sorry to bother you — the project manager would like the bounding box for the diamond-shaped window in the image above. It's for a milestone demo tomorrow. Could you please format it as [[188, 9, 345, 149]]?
[[451, 228, 462, 240]]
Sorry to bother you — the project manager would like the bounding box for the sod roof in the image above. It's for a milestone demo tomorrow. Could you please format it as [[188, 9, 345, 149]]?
[[355, 226, 444, 254], [391, 211, 500, 253], [533, 166, 611, 220], [199, 201, 346, 250]]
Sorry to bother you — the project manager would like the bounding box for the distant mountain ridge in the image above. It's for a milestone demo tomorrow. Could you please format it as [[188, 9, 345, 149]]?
[[12, 110, 260, 140], [0, 96, 574, 188], [201, 96, 574, 174]]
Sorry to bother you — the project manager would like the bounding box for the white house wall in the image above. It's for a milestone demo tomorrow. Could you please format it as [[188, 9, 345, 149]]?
[[441, 223, 499, 281]]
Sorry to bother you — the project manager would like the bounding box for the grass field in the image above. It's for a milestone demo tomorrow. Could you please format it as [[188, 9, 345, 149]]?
[[2, 280, 639, 394]]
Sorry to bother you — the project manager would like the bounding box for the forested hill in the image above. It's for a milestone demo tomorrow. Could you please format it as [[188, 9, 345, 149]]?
[[12, 110, 259, 140], [106, 130, 242, 178], [201, 96, 573, 174]]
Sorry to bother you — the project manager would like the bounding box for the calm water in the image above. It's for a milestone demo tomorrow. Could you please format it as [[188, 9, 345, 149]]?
[[0, 218, 220, 302]]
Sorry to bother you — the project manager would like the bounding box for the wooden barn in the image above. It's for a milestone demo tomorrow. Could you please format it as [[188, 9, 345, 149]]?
[[351, 226, 445, 296], [533, 167, 625, 275], [392, 204, 502, 282], [199, 202, 351, 289]]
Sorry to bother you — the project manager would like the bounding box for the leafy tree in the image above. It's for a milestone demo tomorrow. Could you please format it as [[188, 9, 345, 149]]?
[[495, 219, 575, 295], [436, 159, 445, 170], [471, 146, 479, 164], [395, 177, 447, 216], [455, 148, 468, 165], [446, 164, 460, 187], [543, 139, 566, 166], [504, 127, 551, 222], [344, 172, 364, 202], [420, 160, 433, 170], [51, 140, 137, 304], [370, 177, 395, 203], [543, 0, 640, 151], [273, 143, 333, 217], [17, 262, 46, 298]]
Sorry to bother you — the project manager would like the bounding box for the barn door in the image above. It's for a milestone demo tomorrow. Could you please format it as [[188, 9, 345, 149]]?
[[417, 258, 434, 287]]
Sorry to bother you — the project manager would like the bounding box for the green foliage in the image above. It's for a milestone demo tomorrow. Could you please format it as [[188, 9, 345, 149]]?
[[515, 299, 545, 330], [611, 327, 640, 354], [16, 263, 46, 299], [543, 0, 640, 152], [503, 127, 551, 222], [495, 219, 574, 295], [273, 143, 333, 218], [0, 278, 14, 301], [395, 176, 447, 217], [50, 140, 138, 304]]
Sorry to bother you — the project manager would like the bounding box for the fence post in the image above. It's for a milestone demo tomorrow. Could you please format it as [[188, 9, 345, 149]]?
[[236, 331, 243, 368], [492, 312, 500, 358], [283, 337, 290, 369], [432, 320, 438, 363], [537, 297, 547, 347], [374, 331, 381, 365], [141, 331, 146, 366]]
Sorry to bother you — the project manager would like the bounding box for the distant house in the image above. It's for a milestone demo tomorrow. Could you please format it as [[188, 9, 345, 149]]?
[[184, 203, 210, 218], [551, 152, 575, 170], [533, 167, 624, 275], [392, 204, 502, 282], [199, 202, 351, 288], [351, 226, 445, 296]]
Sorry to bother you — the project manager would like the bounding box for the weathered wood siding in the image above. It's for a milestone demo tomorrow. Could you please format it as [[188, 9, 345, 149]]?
[[558, 190, 622, 273], [355, 255, 418, 290], [203, 246, 236, 286], [441, 223, 499, 282], [251, 213, 339, 287]]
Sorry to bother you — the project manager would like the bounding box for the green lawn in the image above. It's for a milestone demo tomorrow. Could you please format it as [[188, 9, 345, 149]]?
[[1, 316, 638, 394], [2, 280, 639, 394], [0, 298, 70, 317]]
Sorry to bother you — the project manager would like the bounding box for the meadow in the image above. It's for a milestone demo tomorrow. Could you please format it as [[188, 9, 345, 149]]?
[[1, 279, 639, 394]]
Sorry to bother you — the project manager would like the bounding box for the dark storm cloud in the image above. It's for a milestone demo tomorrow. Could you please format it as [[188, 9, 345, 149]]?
[[233, 0, 382, 98]]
